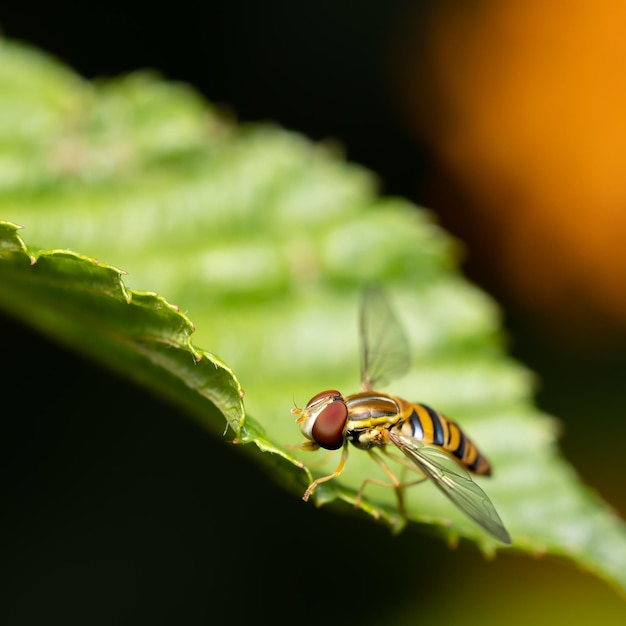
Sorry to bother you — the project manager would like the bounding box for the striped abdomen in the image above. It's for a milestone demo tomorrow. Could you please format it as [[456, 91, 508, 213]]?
[[344, 392, 491, 475], [398, 400, 491, 475]]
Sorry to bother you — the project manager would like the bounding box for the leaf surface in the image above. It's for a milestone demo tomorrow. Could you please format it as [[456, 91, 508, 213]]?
[[1, 38, 625, 594]]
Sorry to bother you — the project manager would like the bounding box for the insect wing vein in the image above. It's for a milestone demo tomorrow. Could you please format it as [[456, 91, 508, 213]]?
[[388, 431, 511, 544], [360, 287, 411, 391]]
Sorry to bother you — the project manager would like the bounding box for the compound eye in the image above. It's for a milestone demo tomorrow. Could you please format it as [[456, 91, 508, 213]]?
[[312, 400, 348, 450], [306, 389, 342, 409]]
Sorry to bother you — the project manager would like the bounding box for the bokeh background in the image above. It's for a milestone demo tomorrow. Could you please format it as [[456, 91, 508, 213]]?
[[2, 0, 626, 623]]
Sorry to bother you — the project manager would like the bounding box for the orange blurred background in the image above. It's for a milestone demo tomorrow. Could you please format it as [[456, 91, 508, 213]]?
[[401, 0, 626, 344]]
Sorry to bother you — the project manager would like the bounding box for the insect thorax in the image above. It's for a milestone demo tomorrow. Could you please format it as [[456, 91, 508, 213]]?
[[344, 391, 405, 450]]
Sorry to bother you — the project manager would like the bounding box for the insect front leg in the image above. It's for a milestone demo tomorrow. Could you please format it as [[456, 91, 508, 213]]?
[[302, 444, 349, 502]]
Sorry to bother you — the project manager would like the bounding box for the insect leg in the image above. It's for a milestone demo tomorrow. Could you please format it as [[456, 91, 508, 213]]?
[[302, 444, 349, 502], [354, 449, 427, 518]]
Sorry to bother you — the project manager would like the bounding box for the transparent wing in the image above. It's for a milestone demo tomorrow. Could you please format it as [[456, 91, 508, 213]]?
[[388, 430, 511, 544], [360, 287, 410, 391]]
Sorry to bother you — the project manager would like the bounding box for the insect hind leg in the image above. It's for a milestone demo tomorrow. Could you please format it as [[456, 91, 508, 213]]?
[[354, 449, 427, 520]]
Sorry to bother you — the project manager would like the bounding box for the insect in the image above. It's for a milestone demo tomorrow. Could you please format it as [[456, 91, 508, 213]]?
[[292, 288, 511, 544]]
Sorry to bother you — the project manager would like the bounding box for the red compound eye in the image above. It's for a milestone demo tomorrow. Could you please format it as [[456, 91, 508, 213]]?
[[306, 389, 342, 408], [311, 399, 348, 450]]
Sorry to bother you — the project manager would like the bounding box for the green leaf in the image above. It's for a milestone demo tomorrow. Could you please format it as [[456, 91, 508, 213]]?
[[1, 38, 626, 595], [0, 222, 244, 437]]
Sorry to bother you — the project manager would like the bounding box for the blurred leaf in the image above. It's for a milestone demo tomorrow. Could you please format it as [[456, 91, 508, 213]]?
[[1, 38, 626, 594]]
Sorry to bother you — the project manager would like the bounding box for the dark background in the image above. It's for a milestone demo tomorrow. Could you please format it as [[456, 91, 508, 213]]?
[[2, 2, 625, 623]]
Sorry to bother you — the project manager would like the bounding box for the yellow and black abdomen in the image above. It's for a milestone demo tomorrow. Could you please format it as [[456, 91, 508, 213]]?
[[344, 392, 492, 475], [399, 400, 492, 475]]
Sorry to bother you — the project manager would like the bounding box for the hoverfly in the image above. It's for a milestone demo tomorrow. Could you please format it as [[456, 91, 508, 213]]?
[[292, 288, 511, 544]]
